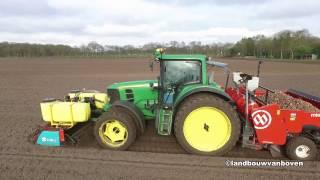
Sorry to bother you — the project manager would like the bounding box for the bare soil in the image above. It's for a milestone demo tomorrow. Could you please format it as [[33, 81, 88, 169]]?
[[0, 57, 320, 180]]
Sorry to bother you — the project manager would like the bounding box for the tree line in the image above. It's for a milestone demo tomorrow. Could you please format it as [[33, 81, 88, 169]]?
[[0, 29, 319, 60], [230, 29, 320, 59], [0, 42, 80, 57]]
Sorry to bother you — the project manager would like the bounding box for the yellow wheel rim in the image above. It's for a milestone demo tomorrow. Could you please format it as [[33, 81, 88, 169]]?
[[183, 107, 232, 152], [98, 120, 128, 147]]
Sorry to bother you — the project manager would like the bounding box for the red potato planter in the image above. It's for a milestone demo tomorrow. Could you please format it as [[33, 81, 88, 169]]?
[[226, 73, 320, 161], [253, 104, 320, 145], [253, 104, 320, 160]]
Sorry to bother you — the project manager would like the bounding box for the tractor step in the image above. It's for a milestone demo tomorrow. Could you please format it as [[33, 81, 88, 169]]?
[[157, 109, 173, 135]]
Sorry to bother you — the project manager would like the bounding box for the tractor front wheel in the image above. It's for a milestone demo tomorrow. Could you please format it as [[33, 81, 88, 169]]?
[[174, 93, 241, 156], [286, 136, 317, 161], [94, 110, 136, 150]]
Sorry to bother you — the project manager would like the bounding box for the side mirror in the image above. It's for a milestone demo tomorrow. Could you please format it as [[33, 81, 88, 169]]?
[[149, 61, 154, 72]]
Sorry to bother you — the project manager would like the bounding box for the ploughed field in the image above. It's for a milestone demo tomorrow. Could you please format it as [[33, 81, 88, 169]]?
[[0, 57, 320, 180]]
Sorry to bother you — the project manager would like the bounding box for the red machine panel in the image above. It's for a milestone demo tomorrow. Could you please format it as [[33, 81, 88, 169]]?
[[252, 106, 320, 145], [251, 104, 287, 145], [282, 110, 320, 133]]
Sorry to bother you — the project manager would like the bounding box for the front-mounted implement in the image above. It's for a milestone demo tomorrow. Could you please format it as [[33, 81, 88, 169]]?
[[32, 90, 108, 146]]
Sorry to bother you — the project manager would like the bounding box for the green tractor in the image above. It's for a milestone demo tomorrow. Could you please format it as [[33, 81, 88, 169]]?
[[94, 49, 241, 155]]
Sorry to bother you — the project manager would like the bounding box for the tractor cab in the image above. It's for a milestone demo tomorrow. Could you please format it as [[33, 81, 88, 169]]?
[[153, 48, 229, 135]]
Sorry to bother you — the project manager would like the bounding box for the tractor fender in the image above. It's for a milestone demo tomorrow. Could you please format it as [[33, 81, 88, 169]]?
[[111, 101, 146, 134], [174, 87, 234, 114]]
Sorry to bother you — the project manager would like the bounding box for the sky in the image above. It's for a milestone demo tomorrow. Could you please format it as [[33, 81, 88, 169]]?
[[0, 0, 320, 46]]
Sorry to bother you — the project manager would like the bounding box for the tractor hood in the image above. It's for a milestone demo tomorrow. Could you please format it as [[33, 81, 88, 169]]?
[[107, 80, 157, 90], [106, 80, 158, 119]]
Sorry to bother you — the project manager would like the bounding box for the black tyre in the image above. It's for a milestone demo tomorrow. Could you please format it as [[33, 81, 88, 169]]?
[[174, 93, 241, 156], [94, 110, 136, 150], [286, 136, 317, 161]]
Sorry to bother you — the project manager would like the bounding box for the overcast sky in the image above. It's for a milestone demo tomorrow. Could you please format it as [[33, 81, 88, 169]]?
[[0, 0, 320, 46]]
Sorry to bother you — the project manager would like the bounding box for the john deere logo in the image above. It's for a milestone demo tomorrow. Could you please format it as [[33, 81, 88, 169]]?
[[252, 110, 272, 129]]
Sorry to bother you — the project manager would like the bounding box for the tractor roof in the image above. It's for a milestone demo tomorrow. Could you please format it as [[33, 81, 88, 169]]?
[[154, 48, 207, 62]]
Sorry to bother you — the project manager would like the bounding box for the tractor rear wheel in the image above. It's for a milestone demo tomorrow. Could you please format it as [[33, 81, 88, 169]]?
[[174, 93, 241, 156], [94, 110, 136, 150], [286, 136, 317, 161]]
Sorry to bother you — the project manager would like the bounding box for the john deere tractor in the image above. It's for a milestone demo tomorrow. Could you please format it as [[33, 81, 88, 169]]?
[[93, 49, 241, 155]]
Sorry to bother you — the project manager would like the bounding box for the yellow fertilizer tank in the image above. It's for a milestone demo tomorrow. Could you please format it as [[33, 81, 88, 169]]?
[[68, 91, 109, 109], [40, 101, 91, 127]]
